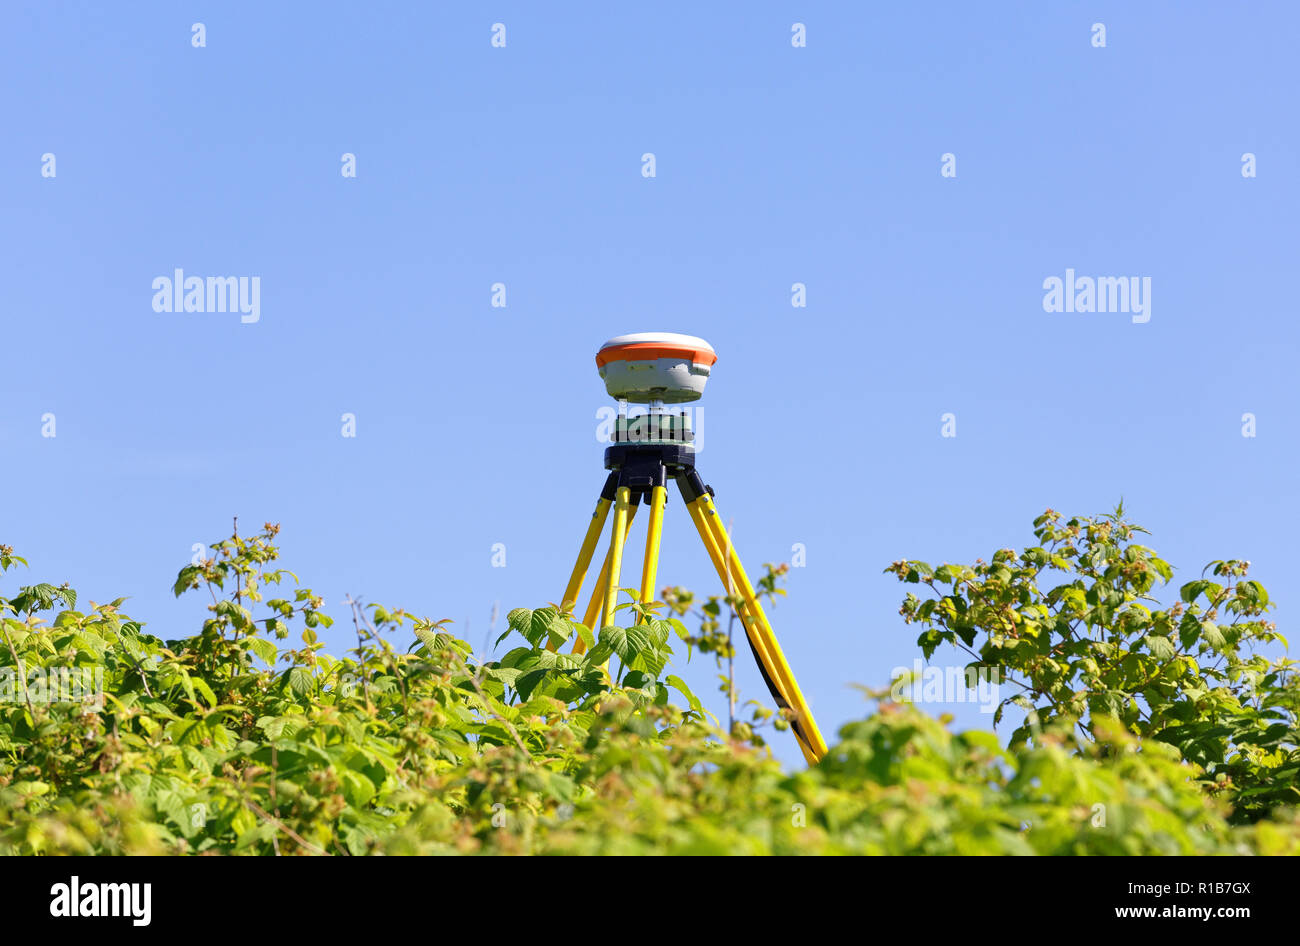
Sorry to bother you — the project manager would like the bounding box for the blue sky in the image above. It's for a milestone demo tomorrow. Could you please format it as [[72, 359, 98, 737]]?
[[2, 2, 1296, 764]]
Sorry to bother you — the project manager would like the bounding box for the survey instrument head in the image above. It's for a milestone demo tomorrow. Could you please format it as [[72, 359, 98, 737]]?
[[595, 332, 716, 404]]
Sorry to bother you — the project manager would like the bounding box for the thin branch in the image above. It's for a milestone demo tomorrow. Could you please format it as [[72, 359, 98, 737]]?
[[1, 622, 36, 718], [243, 798, 327, 856], [343, 596, 374, 707], [269, 745, 282, 857], [448, 648, 529, 754], [232, 516, 242, 611]]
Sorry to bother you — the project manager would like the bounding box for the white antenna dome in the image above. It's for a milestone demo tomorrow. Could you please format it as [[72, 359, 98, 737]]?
[[596, 332, 716, 404]]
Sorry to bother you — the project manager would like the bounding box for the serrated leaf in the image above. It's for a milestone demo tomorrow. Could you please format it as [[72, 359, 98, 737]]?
[[247, 636, 279, 666], [283, 666, 313, 697], [583, 640, 614, 667], [665, 674, 703, 714], [1200, 621, 1227, 653], [340, 769, 375, 808], [1144, 634, 1176, 661], [598, 624, 651, 665]]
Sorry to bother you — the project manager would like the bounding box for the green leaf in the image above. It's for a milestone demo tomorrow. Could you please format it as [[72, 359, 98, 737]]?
[[622, 670, 652, 689], [1238, 580, 1268, 607], [340, 769, 376, 808], [505, 607, 568, 648], [665, 674, 703, 714], [598, 625, 651, 665], [644, 619, 672, 648], [515, 668, 553, 700], [582, 640, 614, 667], [1200, 621, 1227, 653], [630, 645, 667, 678], [171, 718, 208, 746], [256, 715, 303, 740], [282, 666, 313, 697], [544, 614, 575, 648], [505, 607, 533, 642], [414, 626, 459, 654], [905, 561, 933, 583], [192, 677, 218, 709], [1144, 634, 1176, 661], [172, 565, 200, 597], [247, 636, 279, 666], [485, 665, 523, 689]]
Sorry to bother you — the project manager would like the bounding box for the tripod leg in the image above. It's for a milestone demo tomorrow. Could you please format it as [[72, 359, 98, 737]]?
[[548, 474, 618, 653], [682, 498, 778, 671], [600, 485, 634, 633], [677, 473, 829, 764], [635, 485, 667, 624], [682, 496, 794, 744], [572, 502, 638, 655], [703, 499, 828, 763]]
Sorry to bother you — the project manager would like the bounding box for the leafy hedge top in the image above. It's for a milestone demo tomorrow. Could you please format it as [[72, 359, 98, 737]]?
[[0, 510, 1297, 855], [888, 504, 1299, 823]]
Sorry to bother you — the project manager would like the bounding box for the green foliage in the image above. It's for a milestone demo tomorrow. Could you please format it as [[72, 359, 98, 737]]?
[[513, 705, 1297, 856], [888, 504, 1300, 823], [0, 511, 1296, 856], [662, 565, 792, 740]]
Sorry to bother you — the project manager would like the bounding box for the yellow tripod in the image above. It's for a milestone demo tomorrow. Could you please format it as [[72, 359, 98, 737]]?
[[555, 426, 828, 765]]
